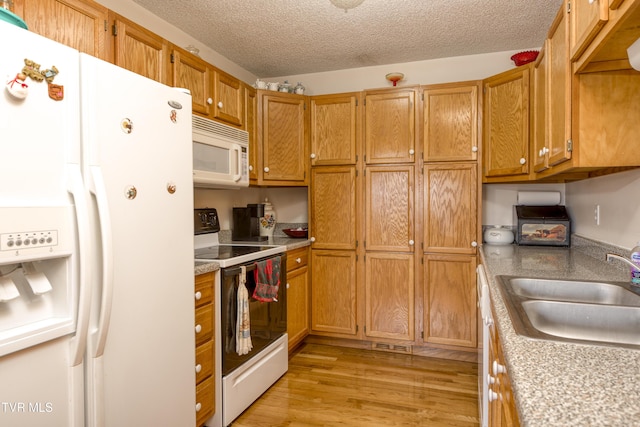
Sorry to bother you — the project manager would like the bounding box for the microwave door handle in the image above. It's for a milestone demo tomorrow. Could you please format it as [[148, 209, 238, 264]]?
[[232, 144, 242, 182]]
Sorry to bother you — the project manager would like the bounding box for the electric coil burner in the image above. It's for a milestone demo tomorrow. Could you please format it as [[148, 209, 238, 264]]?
[[193, 208, 288, 427]]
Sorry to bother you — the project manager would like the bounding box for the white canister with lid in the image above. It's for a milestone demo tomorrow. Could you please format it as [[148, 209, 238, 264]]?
[[483, 226, 514, 245], [259, 198, 276, 237]]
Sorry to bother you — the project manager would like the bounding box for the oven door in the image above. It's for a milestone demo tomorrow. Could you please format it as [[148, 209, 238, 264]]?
[[221, 254, 287, 376]]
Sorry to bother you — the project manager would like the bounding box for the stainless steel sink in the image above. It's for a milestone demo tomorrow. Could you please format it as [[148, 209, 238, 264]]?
[[496, 275, 640, 349]]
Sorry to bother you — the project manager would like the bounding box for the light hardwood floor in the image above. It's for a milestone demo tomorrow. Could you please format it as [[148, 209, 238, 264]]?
[[231, 343, 479, 427]]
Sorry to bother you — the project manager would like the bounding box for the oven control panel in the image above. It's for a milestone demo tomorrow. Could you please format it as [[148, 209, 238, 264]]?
[[194, 208, 220, 235]]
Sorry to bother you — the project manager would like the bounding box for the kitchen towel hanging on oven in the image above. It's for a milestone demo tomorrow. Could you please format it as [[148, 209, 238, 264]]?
[[252, 256, 281, 302]]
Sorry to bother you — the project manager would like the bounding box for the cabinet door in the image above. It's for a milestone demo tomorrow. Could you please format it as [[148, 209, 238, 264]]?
[[112, 13, 170, 84], [483, 66, 530, 178], [310, 93, 359, 165], [213, 69, 244, 127], [15, 0, 109, 61], [365, 165, 414, 252], [171, 46, 211, 117], [310, 166, 357, 250], [424, 254, 477, 348], [311, 250, 357, 336], [365, 252, 414, 341], [364, 88, 416, 164], [532, 44, 549, 173], [424, 163, 477, 254], [259, 92, 308, 184], [287, 264, 309, 352], [245, 86, 259, 182], [547, 4, 572, 167], [422, 82, 480, 162], [570, 0, 609, 60]]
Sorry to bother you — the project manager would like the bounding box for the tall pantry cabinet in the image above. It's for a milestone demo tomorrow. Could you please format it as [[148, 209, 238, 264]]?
[[420, 82, 480, 350]]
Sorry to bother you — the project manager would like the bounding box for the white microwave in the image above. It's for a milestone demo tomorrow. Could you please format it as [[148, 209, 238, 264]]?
[[192, 115, 249, 189]]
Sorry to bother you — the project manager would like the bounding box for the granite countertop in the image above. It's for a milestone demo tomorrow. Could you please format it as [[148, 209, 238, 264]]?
[[480, 235, 640, 426], [193, 233, 311, 276]]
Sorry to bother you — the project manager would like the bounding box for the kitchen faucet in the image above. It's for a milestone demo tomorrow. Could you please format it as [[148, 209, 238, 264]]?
[[605, 253, 639, 271]]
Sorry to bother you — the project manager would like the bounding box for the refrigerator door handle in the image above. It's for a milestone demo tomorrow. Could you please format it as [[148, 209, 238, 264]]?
[[67, 164, 93, 367], [233, 143, 242, 182], [88, 165, 114, 358]]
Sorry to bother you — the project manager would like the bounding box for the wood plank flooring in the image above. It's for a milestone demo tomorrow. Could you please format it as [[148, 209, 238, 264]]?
[[231, 343, 479, 427]]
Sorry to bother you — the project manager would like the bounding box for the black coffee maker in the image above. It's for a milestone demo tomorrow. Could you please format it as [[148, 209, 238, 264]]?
[[232, 203, 268, 241]]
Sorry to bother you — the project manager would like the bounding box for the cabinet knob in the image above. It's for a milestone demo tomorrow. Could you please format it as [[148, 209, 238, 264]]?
[[195, 402, 202, 412], [310, 237, 316, 242], [195, 364, 202, 373], [492, 360, 507, 376], [206, 98, 213, 105], [471, 146, 478, 153], [409, 149, 415, 155], [471, 241, 478, 247], [286, 282, 290, 289], [409, 239, 415, 246], [310, 153, 316, 159], [588, 0, 596, 3], [488, 389, 499, 402], [195, 324, 202, 334], [487, 374, 496, 385], [264, 167, 270, 173], [296, 257, 302, 264], [194, 291, 202, 301], [217, 101, 223, 108], [519, 157, 526, 165], [249, 165, 254, 171]]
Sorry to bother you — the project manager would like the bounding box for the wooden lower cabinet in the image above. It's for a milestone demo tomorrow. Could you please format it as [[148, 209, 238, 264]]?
[[286, 246, 310, 352], [310, 249, 358, 337], [194, 272, 215, 427], [423, 254, 477, 348], [364, 252, 414, 341]]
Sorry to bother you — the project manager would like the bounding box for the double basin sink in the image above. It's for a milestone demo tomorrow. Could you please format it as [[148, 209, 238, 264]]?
[[497, 276, 640, 349]]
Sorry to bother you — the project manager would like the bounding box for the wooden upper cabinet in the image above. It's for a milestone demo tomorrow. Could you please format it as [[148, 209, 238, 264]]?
[[365, 252, 414, 342], [364, 88, 417, 164], [111, 13, 170, 85], [310, 166, 357, 250], [365, 165, 414, 252], [310, 93, 359, 166], [424, 163, 478, 254], [170, 45, 211, 116], [14, 0, 109, 61], [213, 69, 244, 128], [424, 254, 477, 348], [570, 0, 609, 61], [258, 91, 308, 185], [532, 44, 549, 173], [483, 65, 531, 180], [422, 82, 480, 162]]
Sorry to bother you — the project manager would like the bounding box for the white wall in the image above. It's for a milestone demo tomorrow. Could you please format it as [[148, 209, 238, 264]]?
[[482, 183, 566, 227], [194, 187, 308, 230], [565, 169, 640, 250]]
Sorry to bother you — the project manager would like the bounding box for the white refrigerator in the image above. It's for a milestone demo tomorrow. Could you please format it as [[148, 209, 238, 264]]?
[[0, 20, 196, 427]]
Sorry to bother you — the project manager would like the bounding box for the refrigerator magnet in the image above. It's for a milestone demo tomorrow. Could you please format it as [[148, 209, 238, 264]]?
[[5, 73, 28, 100], [48, 83, 64, 101]]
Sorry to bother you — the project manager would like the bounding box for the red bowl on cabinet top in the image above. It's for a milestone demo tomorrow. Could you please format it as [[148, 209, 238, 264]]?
[[510, 50, 539, 66], [282, 228, 308, 238]]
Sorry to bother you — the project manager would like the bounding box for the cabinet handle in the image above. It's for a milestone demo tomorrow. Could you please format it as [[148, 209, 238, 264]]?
[[310, 237, 316, 242], [409, 149, 415, 155], [310, 153, 316, 159], [195, 324, 202, 334], [471, 146, 478, 153], [296, 257, 302, 264], [487, 374, 496, 385], [588, 0, 595, 3], [264, 167, 270, 173], [471, 241, 478, 247], [206, 98, 213, 105], [195, 402, 202, 412], [194, 291, 202, 301], [217, 101, 223, 108], [249, 165, 254, 171], [195, 364, 202, 373], [492, 360, 507, 376], [488, 389, 499, 402], [409, 239, 415, 246], [519, 157, 526, 165], [286, 282, 290, 289], [485, 317, 494, 327]]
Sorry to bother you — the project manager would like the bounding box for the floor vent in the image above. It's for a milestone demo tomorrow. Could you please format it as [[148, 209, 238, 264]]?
[[373, 342, 413, 354]]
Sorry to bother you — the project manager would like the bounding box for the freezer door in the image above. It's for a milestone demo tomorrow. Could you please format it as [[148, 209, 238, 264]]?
[[80, 54, 195, 427]]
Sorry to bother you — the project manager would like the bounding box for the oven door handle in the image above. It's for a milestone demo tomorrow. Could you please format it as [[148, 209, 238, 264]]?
[[223, 263, 257, 278]]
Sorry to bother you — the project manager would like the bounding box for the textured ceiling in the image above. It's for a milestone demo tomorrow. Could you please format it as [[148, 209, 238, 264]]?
[[131, 0, 563, 78]]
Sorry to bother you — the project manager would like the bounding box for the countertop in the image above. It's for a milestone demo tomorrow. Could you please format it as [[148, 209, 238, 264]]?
[[193, 236, 311, 276], [480, 235, 640, 426]]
